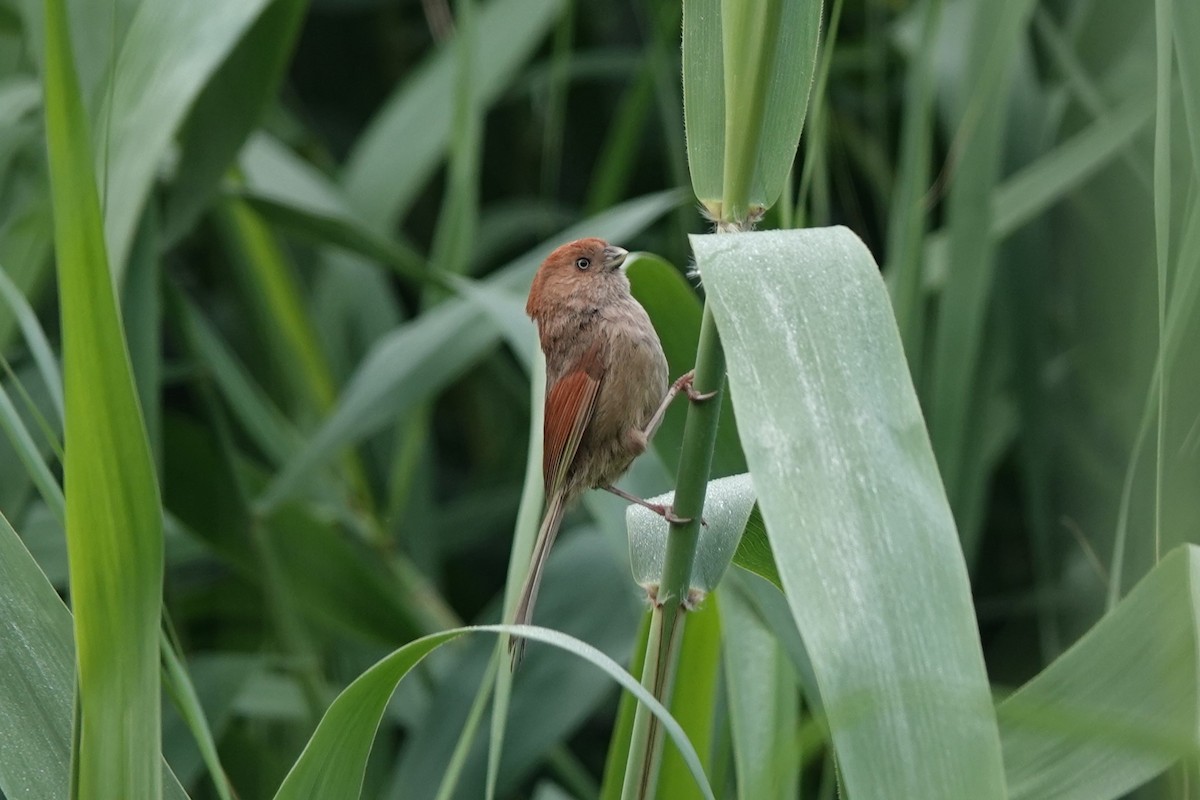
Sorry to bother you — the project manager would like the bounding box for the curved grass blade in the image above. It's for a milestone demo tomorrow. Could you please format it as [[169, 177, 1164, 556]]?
[[274, 625, 714, 800], [699, 227, 1006, 799]]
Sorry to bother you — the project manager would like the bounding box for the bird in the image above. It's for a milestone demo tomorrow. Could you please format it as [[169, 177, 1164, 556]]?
[[510, 237, 710, 667]]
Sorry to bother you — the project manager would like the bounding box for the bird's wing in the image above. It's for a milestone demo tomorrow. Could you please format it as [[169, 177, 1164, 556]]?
[[542, 338, 606, 494]]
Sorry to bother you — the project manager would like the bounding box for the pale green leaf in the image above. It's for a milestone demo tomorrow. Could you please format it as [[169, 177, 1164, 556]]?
[[699, 226, 1006, 799]]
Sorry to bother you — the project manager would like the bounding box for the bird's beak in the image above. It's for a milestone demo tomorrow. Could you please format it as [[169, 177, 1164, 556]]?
[[603, 245, 629, 271]]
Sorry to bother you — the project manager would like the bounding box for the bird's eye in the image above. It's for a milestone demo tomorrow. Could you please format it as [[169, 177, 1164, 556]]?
[[575, 257, 591, 270]]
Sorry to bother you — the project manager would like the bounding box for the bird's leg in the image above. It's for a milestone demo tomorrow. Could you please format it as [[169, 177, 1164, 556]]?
[[642, 369, 718, 442], [602, 484, 692, 525]]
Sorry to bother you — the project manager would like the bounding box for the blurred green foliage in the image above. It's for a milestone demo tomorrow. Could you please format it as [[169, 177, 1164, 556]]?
[[0, 0, 1197, 797]]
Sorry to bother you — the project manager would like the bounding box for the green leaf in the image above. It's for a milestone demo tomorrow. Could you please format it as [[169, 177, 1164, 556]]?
[[925, 0, 1036, 524], [342, 0, 564, 229], [991, 94, 1154, 238], [656, 595, 721, 800], [0, 511, 72, 797], [162, 0, 307, 242], [239, 134, 432, 289], [99, 0, 273, 275], [273, 625, 715, 800], [0, 257, 61, 425], [0, 514, 191, 800], [42, 0, 166, 794], [627, 473, 754, 596], [698, 227, 1006, 799], [722, 583, 800, 800], [732, 505, 780, 591], [999, 545, 1200, 800], [682, 0, 822, 221]]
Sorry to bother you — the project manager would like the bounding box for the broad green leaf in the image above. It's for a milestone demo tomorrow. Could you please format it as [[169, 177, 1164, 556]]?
[[999, 545, 1200, 800], [43, 0, 165, 795], [682, 0, 822, 222], [627, 473, 754, 596], [699, 227, 1006, 799], [0, 511, 71, 797], [0, 514, 190, 800], [342, 0, 563, 229], [274, 625, 715, 800], [99, 0, 272, 275], [256, 190, 683, 512]]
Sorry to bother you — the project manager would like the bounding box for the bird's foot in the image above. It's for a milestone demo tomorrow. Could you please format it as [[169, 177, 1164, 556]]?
[[673, 369, 717, 403]]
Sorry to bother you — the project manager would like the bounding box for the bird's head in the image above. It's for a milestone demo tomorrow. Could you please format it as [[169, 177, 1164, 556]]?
[[526, 237, 630, 320]]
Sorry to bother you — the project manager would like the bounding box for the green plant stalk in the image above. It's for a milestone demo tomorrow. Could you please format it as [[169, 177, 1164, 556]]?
[[621, 304, 725, 799], [720, 0, 783, 223]]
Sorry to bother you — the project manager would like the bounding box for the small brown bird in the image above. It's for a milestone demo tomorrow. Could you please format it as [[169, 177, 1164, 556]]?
[[511, 237, 708, 666]]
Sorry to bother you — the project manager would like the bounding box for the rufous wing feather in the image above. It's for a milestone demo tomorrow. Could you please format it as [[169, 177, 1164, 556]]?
[[542, 338, 606, 493]]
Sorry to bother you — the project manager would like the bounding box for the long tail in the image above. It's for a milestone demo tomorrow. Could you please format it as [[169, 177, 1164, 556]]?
[[509, 488, 568, 670]]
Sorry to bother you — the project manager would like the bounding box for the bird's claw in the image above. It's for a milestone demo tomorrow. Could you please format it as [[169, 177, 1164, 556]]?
[[656, 504, 707, 527], [652, 503, 692, 526], [674, 369, 717, 403]]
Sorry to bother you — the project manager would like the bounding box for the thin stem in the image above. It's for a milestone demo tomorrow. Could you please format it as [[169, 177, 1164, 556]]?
[[621, 304, 726, 800]]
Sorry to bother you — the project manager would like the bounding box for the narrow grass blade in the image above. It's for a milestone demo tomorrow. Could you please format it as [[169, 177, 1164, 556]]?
[[0, 379, 63, 518], [343, 0, 563, 229], [999, 545, 1200, 800], [885, 0, 943, 371], [699, 227, 1006, 799], [1173, 0, 1200, 175], [274, 625, 714, 800], [722, 583, 800, 800], [42, 0, 165, 794], [992, 94, 1154, 238], [0, 265, 63, 422], [926, 0, 1037, 516], [161, 633, 235, 800]]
